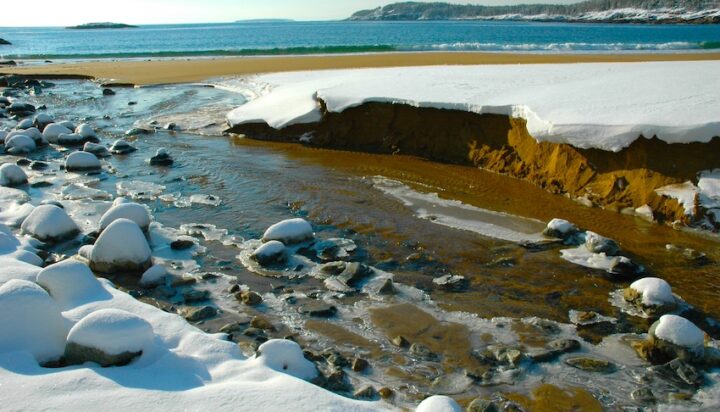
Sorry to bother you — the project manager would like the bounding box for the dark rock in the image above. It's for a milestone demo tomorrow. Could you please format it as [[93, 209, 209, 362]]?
[[467, 398, 500, 412], [149, 149, 173, 166], [0, 60, 17, 66], [15, 158, 31, 166], [353, 385, 377, 399], [102, 88, 116, 96], [298, 302, 337, 317], [170, 239, 195, 250], [378, 278, 396, 295], [228, 284, 240, 293], [242, 327, 265, 338], [391, 335, 409, 348], [652, 358, 704, 387], [410, 343, 437, 361], [181, 305, 217, 321], [64, 341, 141, 367], [236, 291, 263, 306], [110, 140, 137, 154], [182, 289, 210, 303], [351, 357, 369, 372], [323, 351, 349, 368], [29, 161, 49, 170], [125, 127, 153, 136], [128, 101, 137, 106], [250, 316, 275, 331], [565, 357, 615, 373], [318, 261, 346, 276], [528, 339, 580, 362], [378, 387, 394, 399], [336, 262, 372, 287], [607, 256, 643, 279], [0, 38, 11, 45]]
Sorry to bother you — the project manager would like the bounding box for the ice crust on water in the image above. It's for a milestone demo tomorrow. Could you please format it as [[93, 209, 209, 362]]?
[[227, 61, 720, 152], [629, 277, 674, 307], [67, 308, 154, 356], [653, 314, 705, 351]]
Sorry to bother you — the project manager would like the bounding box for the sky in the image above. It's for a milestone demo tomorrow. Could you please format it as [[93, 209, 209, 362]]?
[[0, 0, 580, 27]]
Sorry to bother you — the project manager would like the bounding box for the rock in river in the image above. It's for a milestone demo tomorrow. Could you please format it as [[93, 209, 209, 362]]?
[[88, 218, 152, 273]]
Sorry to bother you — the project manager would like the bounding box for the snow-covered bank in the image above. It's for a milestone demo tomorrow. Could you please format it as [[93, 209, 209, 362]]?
[[226, 61, 720, 152]]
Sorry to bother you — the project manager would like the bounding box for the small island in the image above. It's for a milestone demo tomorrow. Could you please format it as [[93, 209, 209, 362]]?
[[234, 19, 295, 23], [66, 22, 138, 30], [0, 38, 11, 45]]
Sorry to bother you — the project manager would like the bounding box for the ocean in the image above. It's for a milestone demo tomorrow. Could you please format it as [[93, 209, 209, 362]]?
[[1, 20, 720, 59]]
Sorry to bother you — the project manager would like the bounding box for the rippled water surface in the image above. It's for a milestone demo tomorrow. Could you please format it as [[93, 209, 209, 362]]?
[[3, 79, 720, 409]]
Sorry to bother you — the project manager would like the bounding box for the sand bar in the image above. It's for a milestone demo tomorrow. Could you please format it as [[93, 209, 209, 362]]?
[[3, 52, 720, 85]]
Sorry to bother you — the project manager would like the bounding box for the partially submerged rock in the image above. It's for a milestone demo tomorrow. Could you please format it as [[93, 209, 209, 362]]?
[[149, 148, 173, 166], [43, 123, 72, 143], [21, 205, 80, 242], [250, 240, 286, 266], [648, 314, 706, 362], [109, 139, 137, 155], [82, 142, 111, 157], [139, 264, 168, 287], [623, 277, 676, 316], [65, 151, 101, 172], [88, 218, 152, 273], [584, 231, 620, 256], [542, 218, 578, 239], [65, 308, 154, 367], [4, 134, 36, 154], [262, 218, 313, 244]]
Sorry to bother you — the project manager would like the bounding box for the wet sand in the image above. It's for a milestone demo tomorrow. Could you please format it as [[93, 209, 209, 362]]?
[[3, 52, 720, 85]]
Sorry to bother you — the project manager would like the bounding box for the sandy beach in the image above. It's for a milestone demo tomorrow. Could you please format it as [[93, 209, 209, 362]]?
[[3, 51, 720, 85]]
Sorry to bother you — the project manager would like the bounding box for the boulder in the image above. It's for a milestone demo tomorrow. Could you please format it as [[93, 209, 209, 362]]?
[[139, 264, 168, 287], [250, 240, 286, 266], [4, 134, 36, 154], [648, 315, 706, 362], [262, 218, 313, 244], [607, 256, 643, 279], [99, 202, 151, 232], [75, 123, 97, 140], [65, 308, 153, 367], [623, 277, 676, 316], [42, 123, 72, 143], [585, 231, 620, 255], [21, 205, 79, 242], [0, 163, 28, 187], [33, 113, 53, 131], [57, 133, 85, 146], [65, 151, 101, 172], [432, 274, 468, 292], [542, 218, 578, 239], [89, 218, 152, 273], [0, 279, 67, 364], [149, 148, 173, 166]]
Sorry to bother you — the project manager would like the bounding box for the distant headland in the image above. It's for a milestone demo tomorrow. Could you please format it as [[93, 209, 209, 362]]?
[[66, 22, 138, 30]]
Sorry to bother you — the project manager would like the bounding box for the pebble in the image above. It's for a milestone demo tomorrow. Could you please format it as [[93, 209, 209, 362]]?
[[237, 291, 263, 306]]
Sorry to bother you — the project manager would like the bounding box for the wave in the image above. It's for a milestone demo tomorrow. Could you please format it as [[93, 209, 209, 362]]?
[[1, 45, 397, 60], [408, 41, 717, 52]]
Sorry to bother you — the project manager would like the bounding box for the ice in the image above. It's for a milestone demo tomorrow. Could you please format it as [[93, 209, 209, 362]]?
[[65, 151, 101, 172], [60, 183, 113, 201], [249, 339, 318, 380], [262, 218, 314, 244], [0, 163, 28, 187], [21, 204, 79, 242], [116, 180, 165, 200], [629, 277, 674, 307], [0, 279, 68, 363], [227, 61, 720, 152], [416, 395, 463, 412], [189, 194, 222, 206], [89, 219, 152, 273], [67, 308, 154, 356], [655, 181, 698, 216], [653, 314, 705, 351], [698, 169, 720, 210], [99, 202, 152, 232]]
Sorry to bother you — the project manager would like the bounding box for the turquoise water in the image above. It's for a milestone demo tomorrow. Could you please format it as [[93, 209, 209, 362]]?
[[1, 21, 720, 59]]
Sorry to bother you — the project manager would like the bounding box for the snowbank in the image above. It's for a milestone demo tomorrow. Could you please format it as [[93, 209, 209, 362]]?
[[21, 204, 79, 242], [36, 260, 105, 308], [0, 279, 68, 363], [226, 62, 720, 152], [262, 218, 314, 244], [89, 218, 152, 273], [250, 339, 318, 380]]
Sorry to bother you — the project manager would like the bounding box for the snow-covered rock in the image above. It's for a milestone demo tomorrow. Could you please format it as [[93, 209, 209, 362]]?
[[252, 339, 318, 380], [65, 151, 101, 172], [262, 218, 313, 244], [649, 314, 706, 360], [16, 118, 33, 130], [99, 202, 152, 232], [89, 218, 152, 273], [250, 240, 286, 265], [75, 123, 96, 139], [0, 279, 67, 364], [42, 123, 72, 143], [149, 148, 173, 166], [624, 277, 675, 315], [56, 120, 76, 131], [82, 142, 110, 157], [109, 139, 137, 155], [65, 308, 154, 367], [21, 204, 79, 242], [33, 113, 53, 131], [543, 218, 578, 239], [416, 395, 463, 412], [4, 134, 36, 154], [9, 127, 45, 146], [57, 133, 85, 146], [139, 264, 168, 287], [36, 260, 104, 308], [0, 163, 28, 187], [585, 231, 620, 256]]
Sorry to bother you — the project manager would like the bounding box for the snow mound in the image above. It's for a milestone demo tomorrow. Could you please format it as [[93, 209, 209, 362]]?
[[0, 163, 28, 187], [629, 277, 674, 307], [416, 395, 463, 412], [65, 151, 101, 172], [227, 62, 720, 152], [652, 314, 705, 351], [140, 264, 168, 286], [21, 204, 79, 242], [252, 339, 318, 380], [0, 279, 67, 363], [262, 218, 313, 244], [4, 134, 36, 154], [67, 308, 153, 355], [36, 260, 104, 308], [99, 202, 152, 232], [43, 123, 72, 142], [89, 218, 152, 273]]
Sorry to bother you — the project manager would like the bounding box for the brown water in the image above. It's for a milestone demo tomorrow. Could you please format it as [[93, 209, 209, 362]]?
[[7, 79, 720, 410]]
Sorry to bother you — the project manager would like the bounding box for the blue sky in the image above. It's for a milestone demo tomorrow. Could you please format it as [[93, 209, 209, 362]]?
[[0, 0, 579, 26]]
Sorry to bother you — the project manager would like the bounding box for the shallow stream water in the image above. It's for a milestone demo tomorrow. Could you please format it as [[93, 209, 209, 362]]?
[[3, 79, 720, 410]]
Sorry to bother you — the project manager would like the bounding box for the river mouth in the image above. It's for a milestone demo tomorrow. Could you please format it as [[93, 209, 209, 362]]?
[[3, 78, 720, 409]]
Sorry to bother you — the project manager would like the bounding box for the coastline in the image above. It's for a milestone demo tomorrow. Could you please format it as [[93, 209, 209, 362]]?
[[3, 51, 720, 85]]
